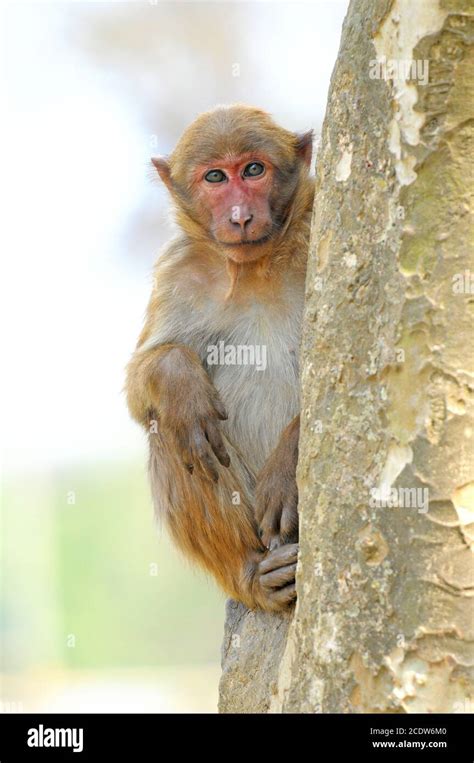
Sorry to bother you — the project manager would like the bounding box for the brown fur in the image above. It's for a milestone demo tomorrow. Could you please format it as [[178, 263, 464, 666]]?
[[126, 105, 314, 611]]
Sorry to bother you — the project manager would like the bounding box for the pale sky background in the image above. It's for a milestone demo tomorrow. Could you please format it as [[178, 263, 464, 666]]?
[[1, 0, 350, 473]]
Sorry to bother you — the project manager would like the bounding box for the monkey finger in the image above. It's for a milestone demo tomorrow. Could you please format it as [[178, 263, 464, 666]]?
[[192, 430, 220, 483], [181, 455, 195, 475], [181, 448, 194, 473], [254, 497, 267, 524], [261, 532, 282, 552], [260, 526, 281, 551], [172, 434, 195, 476], [280, 502, 299, 543], [211, 396, 228, 421], [254, 484, 273, 523], [268, 584, 297, 608], [196, 451, 219, 483], [259, 505, 281, 547], [205, 421, 230, 467], [259, 542, 299, 575], [269, 535, 282, 552], [260, 562, 296, 590]]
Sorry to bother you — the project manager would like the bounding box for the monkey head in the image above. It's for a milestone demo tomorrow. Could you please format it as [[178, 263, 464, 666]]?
[[152, 105, 313, 264]]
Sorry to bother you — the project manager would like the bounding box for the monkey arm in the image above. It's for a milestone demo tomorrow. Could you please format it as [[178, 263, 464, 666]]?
[[148, 419, 298, 612], [126, 343, 232, 482], [126, 338, 298, 612], [255, 414, 300, 549]]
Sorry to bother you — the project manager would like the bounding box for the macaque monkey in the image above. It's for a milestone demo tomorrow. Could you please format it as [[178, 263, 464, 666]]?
[[126, 105, 314, 612]]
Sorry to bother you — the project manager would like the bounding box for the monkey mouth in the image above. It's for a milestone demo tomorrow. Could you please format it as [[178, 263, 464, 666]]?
[[217, 234, 272, 248]]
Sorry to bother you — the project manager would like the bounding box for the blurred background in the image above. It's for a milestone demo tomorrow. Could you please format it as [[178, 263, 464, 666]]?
[[1, 0, 349, 712]]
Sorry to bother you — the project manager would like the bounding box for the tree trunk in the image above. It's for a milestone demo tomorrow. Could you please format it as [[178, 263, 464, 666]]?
[[219, 0, 474, 714]]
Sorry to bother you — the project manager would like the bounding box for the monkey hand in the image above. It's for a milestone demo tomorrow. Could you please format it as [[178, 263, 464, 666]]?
[[252, 543, 298, 611], [255, 416, 299, 550], [152, 347, 231, 482]]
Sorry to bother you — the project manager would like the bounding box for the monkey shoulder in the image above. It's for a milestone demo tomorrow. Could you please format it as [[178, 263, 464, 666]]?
[[144, 238, 306, 368], [152, 238, 226, 296]]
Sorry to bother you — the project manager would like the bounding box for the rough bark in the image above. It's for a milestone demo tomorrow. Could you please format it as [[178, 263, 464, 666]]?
[[219, 0, 474, 714]]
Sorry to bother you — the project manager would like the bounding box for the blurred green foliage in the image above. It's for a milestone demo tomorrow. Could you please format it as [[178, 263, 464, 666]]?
[[2, 462, 224, 672]]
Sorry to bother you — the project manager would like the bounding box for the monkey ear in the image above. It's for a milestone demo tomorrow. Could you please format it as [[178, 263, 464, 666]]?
[[296, 130, 313, 168], [151, 156, 173, 191]]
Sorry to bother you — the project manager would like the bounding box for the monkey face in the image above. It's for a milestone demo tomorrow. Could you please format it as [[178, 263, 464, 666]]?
[[151, 105, 313, 264], [192, 154, 276, 263]]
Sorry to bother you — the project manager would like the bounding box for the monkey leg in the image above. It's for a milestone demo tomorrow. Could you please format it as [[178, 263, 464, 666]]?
[[256, 415, 300, 550], [149, 429, 298, 612]]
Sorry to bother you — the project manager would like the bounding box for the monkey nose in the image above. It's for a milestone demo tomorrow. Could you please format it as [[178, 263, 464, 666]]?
[[230, 213, 253, 230]]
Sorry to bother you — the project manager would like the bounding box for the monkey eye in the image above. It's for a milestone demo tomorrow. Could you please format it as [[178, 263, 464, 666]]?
[[204, 169, 227, 183], [243, 162, 265, 178]]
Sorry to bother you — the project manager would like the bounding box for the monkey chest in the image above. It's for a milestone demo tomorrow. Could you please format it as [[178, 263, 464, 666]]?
[[204, 303, 302, 471]]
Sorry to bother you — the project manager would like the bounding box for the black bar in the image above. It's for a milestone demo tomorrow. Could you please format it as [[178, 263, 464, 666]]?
[[0, 712, 471, 760]]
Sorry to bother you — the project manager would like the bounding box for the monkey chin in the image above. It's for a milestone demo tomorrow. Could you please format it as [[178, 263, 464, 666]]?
[[218, 237, 273, 264]]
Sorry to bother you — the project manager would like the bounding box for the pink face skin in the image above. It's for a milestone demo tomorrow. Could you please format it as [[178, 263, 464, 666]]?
[[192, 154, 275, 262]]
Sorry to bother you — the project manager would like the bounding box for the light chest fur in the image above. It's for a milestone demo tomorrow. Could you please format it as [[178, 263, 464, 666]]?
[[142, 257, 306, 473], [209, 281, 304, 473]]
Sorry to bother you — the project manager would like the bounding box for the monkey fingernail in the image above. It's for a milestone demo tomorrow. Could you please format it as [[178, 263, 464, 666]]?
[[215, 402, 228, 420]]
